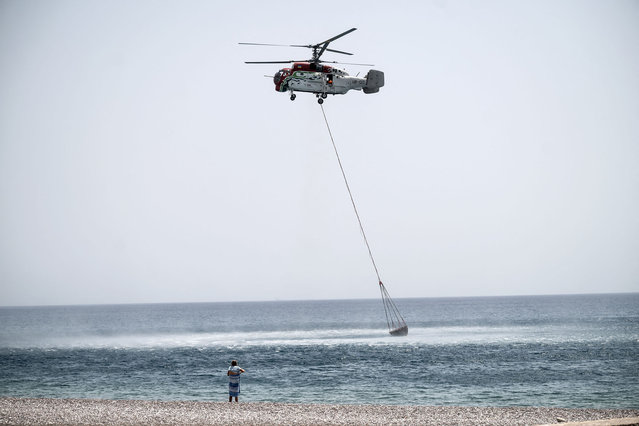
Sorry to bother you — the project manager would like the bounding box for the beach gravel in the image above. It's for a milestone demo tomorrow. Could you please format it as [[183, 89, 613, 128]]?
[[1, 397, 638, 425]]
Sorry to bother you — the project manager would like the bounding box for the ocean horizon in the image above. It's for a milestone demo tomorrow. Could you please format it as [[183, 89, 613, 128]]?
[[3, 290, 638, 308]]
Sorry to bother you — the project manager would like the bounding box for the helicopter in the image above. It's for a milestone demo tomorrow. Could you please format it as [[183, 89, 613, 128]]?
[[240, 28, 384, 104]]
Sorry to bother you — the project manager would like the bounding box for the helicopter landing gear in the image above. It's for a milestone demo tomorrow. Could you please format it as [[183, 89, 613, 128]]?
[[290, 93, 296, 101], [318, 98, 324, 104], [316, 93, 327, 104]]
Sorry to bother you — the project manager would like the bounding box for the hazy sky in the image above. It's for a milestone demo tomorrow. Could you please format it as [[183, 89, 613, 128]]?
[[1, 0, 638, 306]]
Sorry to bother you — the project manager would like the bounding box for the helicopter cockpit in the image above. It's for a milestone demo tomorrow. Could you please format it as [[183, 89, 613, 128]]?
[[273, 68, 292, 92]]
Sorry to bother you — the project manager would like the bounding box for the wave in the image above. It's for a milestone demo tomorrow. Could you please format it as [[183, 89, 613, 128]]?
[[3, 323, 634, 349]]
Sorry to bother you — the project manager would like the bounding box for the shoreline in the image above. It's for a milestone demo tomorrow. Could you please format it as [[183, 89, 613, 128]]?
[[1, 397, 638, 425]]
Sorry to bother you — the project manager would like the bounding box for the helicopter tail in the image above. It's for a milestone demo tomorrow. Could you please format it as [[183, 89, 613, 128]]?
[[363, 70, 384, 94]]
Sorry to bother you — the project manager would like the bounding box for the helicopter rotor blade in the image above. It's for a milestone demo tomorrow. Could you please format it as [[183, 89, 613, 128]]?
[[240, 28, 359, 63], [315, 27, 357, 47], [245, 60, 298, 64], [314, 29, 356, 61], [240, 42, 289, 47], [245, 59, 374, 66], [325, 48, 353, 56], [239, 42, 311, 49], [321, 60, 375, 66], [282, 29, 358, 50]]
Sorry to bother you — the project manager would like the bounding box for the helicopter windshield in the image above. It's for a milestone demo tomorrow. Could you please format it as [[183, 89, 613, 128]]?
[[273, 71, 282, 84]]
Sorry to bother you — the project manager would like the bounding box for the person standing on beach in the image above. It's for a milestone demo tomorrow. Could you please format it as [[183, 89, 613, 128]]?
[[227, 360, 245, 402]]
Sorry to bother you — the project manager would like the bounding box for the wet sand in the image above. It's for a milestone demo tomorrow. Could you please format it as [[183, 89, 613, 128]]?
[[1, 397, 638, 425]]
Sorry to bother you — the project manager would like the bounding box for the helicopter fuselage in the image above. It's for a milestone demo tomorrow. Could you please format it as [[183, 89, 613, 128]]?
[[274, 62, 368, 99]]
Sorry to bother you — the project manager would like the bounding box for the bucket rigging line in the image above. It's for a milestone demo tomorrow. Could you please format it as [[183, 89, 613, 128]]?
[[319, 104, 408, 336]]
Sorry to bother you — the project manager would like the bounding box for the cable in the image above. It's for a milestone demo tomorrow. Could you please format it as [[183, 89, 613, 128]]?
[[320, 103, 407, 336], [320, 103, 381, 283]]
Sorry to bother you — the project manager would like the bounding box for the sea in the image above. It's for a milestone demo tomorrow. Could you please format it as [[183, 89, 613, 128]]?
[[0, 293, 637, 408]]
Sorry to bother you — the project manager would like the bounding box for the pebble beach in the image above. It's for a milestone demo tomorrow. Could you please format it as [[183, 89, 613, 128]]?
[[1, 397, 638, 425]]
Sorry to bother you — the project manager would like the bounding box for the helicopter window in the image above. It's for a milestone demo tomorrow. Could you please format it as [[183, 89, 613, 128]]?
[[273, 71, 282, 84]]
